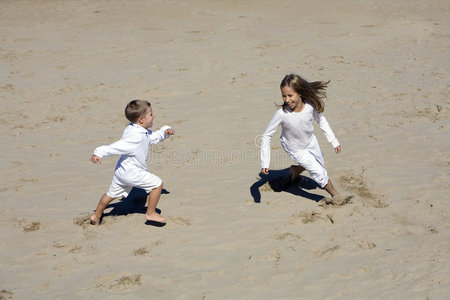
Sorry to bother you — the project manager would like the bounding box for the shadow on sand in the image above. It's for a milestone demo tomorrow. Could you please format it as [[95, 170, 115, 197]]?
[[250, 168, 325, 203], [103, 187, 169, 227]]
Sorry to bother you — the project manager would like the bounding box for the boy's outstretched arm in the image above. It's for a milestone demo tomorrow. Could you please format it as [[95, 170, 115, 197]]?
[[149, 126, 174, 144], [91, 154, 102, 163], [165, 128, 175, 135]]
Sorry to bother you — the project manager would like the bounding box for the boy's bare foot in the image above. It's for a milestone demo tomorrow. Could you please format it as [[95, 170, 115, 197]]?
[[89, 214, 102, 226], [145, 212, 166, 223]]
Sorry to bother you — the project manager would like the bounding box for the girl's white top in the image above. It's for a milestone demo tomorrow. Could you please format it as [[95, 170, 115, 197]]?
[[260, 101, 339, 169], [94, 123, 171, 172]]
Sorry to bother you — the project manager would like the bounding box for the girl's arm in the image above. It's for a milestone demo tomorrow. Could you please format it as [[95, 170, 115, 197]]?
[[313, 110, 340, 149], [261, 110, 282, 172]]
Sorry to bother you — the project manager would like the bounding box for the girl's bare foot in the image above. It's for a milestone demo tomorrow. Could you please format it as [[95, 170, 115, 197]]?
[[145, 212, 166, 223], [89, 214, 101, 226], [320, 195, 353, 206]]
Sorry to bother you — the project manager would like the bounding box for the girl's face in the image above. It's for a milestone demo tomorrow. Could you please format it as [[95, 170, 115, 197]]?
[[281, 86, 303, 112], [139, 107, 154, 129]]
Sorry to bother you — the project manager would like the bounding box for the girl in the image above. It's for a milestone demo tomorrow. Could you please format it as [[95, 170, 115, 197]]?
[[260, 74, 342, 200]]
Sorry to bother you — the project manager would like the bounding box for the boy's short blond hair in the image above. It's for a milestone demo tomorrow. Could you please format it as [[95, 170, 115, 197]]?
[[125, 100, 151, 123]]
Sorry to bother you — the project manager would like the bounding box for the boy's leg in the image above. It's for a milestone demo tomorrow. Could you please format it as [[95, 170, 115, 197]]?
[[145, 184, 166, 223], [321, 179, 352, 205], [90, 193, 114, 225]]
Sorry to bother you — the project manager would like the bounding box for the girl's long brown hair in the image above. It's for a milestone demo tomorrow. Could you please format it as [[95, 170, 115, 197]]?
[[280, 74, 329, 113]]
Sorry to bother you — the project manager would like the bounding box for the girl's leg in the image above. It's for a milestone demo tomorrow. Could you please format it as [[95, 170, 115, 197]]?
[[292, 149, 343, 201], [323, 179, 340, 198], [290, 165, 305, 181], [322, 179, 351, 205], [145, 184, 166, 223], [90, 193, 114, 225]]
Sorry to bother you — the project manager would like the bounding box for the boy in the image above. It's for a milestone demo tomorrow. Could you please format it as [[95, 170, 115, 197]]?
[[89, 100, 174, 225]]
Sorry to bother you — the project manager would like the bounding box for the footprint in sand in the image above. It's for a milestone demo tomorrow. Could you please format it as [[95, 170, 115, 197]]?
[[23, 221, 40, 232], [336, 170, 388, 208], [14, 177, 40, 192], [268, 250, 281, 264], [356, 240, 376, 250], [96, 274, 142, 292], [53, 242, 82, 254], [133, 247, 149, 256], [274, 232, 301, 241], [133, 239, 163, 256], [319, 195, 354, 207], [168, 216, 192, 226], [397, 105, 443, 123], [0, 289, 13, 299], [72, 213, 104, 239], [0, 83, 14, 90], [73, 212, 118, 229], [73, 213, 93, 229], [425, 225, 439, 234], [290, 211, 333, 224]]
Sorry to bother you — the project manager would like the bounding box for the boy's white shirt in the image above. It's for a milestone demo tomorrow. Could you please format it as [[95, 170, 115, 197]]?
[[261, 101, 339, 169], [94, 123, 171, 172]]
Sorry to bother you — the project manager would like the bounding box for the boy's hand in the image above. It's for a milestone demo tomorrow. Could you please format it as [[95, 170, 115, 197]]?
[[261, 168, 269, 175], [91, 155, 102, 164], [334, 145, 341, 154], [165, 128, 175, 135]]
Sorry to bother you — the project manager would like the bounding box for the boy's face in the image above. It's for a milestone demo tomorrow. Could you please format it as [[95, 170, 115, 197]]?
[[139, 107, 154, 129]]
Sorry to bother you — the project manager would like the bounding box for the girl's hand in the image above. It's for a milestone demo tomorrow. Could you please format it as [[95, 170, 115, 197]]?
[[91, 155, 102, 164], [335, 145, 341, 154], [261, 168, 269, 175], [165, 128, 175, 135]]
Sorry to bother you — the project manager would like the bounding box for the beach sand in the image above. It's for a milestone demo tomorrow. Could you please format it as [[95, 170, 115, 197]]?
[[1, 0, 449, 298]]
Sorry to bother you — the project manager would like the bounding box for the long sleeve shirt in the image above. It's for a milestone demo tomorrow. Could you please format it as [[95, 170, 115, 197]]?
[[94, 123, 171, 173], [261, 101, 339, 169]]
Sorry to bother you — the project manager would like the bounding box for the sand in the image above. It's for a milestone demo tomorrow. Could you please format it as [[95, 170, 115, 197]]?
[[1, 0, 449, 299]]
